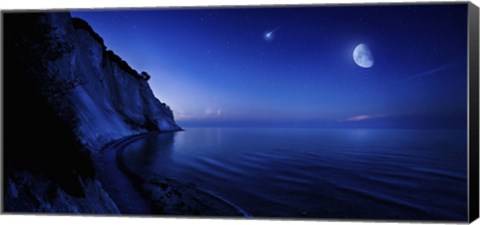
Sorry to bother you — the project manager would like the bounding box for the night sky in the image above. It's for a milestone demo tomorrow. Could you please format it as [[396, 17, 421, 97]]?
[[71, 4, 468, 128]]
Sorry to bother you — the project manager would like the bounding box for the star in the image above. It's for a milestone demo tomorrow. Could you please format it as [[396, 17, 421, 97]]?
[[265, 31, 274, 40], [264, 26, 282, 41]]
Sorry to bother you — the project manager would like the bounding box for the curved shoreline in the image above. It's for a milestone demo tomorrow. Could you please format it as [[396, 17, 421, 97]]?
[[117, 132, 251, 217], [96, 131, 251, 217], [93, 132, 161, 214]]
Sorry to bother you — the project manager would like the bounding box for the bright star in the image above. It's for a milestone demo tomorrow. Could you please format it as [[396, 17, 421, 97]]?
[[264, 26, 282, 41], [265, 31, 273, 40]]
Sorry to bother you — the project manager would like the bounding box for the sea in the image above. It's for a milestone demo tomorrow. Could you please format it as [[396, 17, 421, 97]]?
[[121, 127, 467, 220]]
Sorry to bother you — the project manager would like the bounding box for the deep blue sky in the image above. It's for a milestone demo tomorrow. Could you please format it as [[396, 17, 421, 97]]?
[[72, 4, 468, 128]]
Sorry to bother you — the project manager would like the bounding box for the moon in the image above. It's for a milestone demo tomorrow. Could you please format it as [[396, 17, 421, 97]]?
[[353, 44, 374, 68]]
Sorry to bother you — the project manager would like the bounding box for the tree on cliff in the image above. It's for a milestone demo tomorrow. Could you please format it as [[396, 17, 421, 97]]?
[[140, 71, 151, 81]]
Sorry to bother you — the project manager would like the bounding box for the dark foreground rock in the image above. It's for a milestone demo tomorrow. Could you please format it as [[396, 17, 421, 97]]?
[[3, 12, 180, 213]]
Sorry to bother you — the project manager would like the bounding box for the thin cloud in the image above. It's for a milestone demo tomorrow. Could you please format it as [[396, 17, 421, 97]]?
[[175, 106, 223, 121], [174, 110, 198, 120], [205, 106, 222, 117], [344, 114, 385, 122], [401, 62, 458, 82]]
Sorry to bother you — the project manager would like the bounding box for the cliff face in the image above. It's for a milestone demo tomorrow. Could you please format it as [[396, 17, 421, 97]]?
[[57, 13, 180, 150], [3, 12, 180, 213], [9, 12, 179, 148]]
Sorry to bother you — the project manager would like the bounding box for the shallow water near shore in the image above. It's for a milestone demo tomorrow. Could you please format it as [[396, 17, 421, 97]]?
[[121, 127, 467, 220]]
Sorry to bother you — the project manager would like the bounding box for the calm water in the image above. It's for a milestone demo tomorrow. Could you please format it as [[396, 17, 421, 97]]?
[[122, 128, 467, 220]]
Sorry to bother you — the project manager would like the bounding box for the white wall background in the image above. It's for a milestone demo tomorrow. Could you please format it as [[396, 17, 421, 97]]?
[[0, 0, 478, 225]]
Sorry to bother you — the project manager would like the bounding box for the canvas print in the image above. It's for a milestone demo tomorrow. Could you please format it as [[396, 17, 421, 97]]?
[[2, 3, 477, 221]]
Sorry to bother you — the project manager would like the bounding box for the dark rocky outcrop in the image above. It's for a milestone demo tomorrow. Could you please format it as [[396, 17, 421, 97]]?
[[3, 12, 180, 213]]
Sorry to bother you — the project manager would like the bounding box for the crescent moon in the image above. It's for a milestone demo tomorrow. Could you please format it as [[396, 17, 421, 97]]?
[[353, 44, 374, 68]]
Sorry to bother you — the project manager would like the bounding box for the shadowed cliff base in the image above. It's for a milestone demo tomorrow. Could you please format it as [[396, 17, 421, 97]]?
[[3, 12, 180, 213]]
